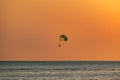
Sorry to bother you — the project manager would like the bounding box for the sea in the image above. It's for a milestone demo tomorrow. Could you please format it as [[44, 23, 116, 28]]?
[[0, 61, 120, 80]]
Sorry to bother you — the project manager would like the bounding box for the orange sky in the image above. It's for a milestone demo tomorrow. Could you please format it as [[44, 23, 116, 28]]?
[[1, 0, 120, 61]]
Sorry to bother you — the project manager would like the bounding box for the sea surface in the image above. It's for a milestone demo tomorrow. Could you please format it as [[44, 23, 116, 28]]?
[[0, 61, 120, 80]]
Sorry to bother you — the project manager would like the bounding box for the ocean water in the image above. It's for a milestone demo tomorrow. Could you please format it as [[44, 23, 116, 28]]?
[[0, 61, 120, 80]]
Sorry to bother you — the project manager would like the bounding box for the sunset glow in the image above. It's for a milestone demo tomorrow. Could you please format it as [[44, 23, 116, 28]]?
[[1, 0, 120, 60]]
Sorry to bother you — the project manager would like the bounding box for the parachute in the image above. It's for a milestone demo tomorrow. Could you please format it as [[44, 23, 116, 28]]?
[[58, 35, 68, 47]]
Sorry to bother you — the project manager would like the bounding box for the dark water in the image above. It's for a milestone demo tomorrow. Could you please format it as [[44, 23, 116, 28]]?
[[0, 61, 120, 80]]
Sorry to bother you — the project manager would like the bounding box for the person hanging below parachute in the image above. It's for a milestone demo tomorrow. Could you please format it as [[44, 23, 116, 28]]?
[[58, 34, 68, 47]]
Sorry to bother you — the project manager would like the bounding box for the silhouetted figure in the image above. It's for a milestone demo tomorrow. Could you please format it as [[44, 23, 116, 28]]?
[[58, 44, 61, 47]]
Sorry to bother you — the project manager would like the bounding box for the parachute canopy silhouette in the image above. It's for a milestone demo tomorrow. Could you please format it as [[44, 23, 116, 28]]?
[[59, 35, 68, 41], [58, 35, 68, 47]]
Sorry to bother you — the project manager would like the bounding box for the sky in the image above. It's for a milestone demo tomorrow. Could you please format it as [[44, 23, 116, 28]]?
[[1, 0, 120, 61]]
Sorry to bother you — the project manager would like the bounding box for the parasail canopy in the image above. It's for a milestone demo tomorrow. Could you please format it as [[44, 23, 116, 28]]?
[[58, 35, 68, 47], [59, 35, 68, 42]]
